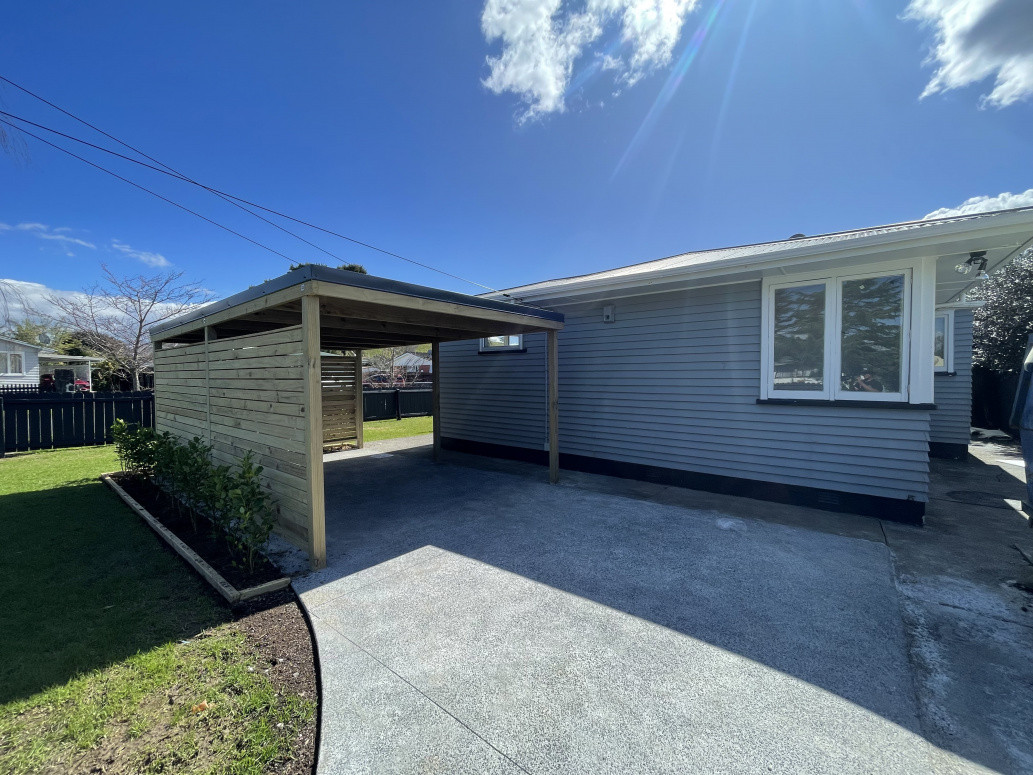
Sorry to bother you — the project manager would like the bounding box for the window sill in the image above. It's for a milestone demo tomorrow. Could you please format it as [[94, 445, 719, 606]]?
[[934, 371, 956, 377], [477, 349, 528, 355], [757, 398, 936, 410]]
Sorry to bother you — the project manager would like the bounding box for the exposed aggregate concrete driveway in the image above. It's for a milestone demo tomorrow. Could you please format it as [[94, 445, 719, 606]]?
[[283, 438, 1032, 775]]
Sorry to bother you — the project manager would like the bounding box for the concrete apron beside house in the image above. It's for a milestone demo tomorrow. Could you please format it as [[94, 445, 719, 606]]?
[[285, 437, 1033, 775]]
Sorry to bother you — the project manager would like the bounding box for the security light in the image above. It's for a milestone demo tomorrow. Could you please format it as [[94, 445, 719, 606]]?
[[955, 251, 988, 278]]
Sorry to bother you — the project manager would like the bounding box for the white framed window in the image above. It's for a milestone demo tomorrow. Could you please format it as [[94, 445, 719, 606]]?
[[479, 335, 524, 353], [934, 310, 954, 373], [0, 351, 22, 374], [762, 266, 913, 403]]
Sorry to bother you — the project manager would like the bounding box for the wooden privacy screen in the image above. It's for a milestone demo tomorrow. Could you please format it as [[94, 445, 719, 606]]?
[[153, 325, 311, 550], [320, 353, 360, 449]]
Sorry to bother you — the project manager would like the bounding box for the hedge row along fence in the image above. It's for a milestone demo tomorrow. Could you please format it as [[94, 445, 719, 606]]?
[[111, 420, 277, 574]]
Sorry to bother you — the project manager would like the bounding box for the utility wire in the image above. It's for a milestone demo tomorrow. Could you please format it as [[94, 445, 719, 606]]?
[[1, 118, 299, 262], [0, 74, 499, 293], [0, 109, 350, 266]]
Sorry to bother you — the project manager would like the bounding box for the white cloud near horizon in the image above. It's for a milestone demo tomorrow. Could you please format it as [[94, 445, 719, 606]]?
[[0, 221, 96, 255], [481, 0, 699, 121], [110, 240, 171, 268], [905, 0, 1033, 107], [0, 278, 87, 323], [923, 188, 1033, 219], [0, 222, 172, 266]]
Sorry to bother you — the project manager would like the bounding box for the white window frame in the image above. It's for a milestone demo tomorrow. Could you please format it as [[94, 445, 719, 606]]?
[[763, 278, 835, 400], [9, 352, 23, 374], [0, 351, 22, 375], [761, 260, 924, 404], [479, 334, 524, 353], [934, 309, 954, 373]]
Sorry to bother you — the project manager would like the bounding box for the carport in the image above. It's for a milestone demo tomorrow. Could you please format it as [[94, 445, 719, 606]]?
[[149, 265, 564, 569]]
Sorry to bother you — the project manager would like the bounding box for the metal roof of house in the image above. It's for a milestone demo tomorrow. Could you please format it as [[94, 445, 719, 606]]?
[[495, 206, 1033, 300]]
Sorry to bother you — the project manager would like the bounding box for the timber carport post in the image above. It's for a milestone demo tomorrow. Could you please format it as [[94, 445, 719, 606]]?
[[149, 265, 564, 571]]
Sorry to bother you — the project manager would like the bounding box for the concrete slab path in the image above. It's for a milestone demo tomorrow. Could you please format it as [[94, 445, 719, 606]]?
[[292, 441, 942, 774]]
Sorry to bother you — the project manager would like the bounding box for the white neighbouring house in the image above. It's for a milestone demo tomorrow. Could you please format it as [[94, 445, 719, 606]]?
[[0, 335, 41, 388], [0, 334, 101, 392]]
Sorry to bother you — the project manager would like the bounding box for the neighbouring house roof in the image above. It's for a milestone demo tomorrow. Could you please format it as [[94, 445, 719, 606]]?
[[394, 352, 432, 368], [38, 352, 102, 363], [0, 334, 43, 351], [492, 206, 1033, 306]]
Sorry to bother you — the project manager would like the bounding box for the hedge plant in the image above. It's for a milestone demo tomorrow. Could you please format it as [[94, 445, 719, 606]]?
[[110, 420, 277, 574]]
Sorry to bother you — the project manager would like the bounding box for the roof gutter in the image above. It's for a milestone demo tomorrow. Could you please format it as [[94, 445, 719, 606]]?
[[494, 209, 1033, 304]]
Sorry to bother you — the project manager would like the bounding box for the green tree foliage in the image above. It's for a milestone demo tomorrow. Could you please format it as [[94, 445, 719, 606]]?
[[973, 248, 1033, 373], [839, 275, 904, 393], [772, 284, 825, 391]]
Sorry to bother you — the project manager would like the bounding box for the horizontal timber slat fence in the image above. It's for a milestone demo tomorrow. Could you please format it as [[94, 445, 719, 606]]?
[[0, 392, 155, 455], [363, 388, 432, 421]]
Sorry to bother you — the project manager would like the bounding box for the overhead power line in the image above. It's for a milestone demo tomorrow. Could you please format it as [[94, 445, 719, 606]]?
[[1, 119, 299, 262], [0, 74, 499, 293], [0, 109, 351, 266]]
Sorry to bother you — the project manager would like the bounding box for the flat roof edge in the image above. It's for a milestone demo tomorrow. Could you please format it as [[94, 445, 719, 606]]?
[[150, 265, 563, 337]]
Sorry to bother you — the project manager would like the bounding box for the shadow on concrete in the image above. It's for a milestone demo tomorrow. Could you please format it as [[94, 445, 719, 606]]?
[[297, 442, 957, 773]]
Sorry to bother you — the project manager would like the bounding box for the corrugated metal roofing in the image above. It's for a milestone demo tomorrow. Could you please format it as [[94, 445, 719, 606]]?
[[497, 207, 1033, 298]]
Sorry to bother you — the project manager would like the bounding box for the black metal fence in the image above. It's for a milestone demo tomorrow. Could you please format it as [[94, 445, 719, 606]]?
[[363, 388, 432, 421], [0, 391, 155, 455]]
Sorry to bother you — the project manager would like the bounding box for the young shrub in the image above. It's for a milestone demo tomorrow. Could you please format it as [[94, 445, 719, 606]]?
[[202, 462, 233, 538], [111, 419, 136, 473], [178, 436, 214, 531], [151, 432, 179, 501], [110, 420, 157, 475], [224, 452, 276, 574]]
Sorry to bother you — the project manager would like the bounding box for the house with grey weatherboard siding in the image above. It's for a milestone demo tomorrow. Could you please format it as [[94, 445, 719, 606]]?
[[439, 207, 1033, 524]]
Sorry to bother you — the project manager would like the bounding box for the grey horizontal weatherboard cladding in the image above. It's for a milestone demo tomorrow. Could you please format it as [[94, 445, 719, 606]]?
[[439, 281, 931, 502], [930, 309, 973, 446]]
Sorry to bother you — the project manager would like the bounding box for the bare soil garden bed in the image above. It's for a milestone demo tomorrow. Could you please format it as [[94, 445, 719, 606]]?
[[107, 472, 289, 597]]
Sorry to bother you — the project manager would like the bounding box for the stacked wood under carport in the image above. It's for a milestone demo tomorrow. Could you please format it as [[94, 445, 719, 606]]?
[[151, 268, 564, 570]]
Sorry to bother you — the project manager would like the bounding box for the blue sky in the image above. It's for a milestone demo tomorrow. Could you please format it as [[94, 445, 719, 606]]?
[[1, 0, 1031, 304]]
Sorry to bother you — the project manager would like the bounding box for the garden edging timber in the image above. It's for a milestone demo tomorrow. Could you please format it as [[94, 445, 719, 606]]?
[[102, 473, 291, 604]]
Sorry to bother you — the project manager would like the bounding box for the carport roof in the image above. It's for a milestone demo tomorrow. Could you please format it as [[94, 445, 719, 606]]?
[[150, 264, 563, 349]]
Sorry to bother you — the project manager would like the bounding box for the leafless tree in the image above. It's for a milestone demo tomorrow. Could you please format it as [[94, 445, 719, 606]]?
[[47, 265, 211, 390], [363, 345, 430, 387], [0, 279, 24, 331]]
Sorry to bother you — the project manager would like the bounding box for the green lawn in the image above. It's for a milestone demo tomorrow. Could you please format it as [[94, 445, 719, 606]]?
[[363, 415, 433, 442], [0, 447, 313, 774]]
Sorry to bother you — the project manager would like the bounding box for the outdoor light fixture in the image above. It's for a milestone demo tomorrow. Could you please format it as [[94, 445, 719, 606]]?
[[955, 251, 988, 279]]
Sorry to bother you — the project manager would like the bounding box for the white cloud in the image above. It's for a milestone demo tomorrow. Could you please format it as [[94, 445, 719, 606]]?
[[110, 240, 171, 268], [0, 279, 86, 323], [35, 233, 96, 250], [0, 222, 96, 256], [905, 0, 1033, 107], [923, 188, 1033, 219], [481, 0, 699, 121]]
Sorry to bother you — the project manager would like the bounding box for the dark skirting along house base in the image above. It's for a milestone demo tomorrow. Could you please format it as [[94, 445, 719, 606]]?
[[441, 437, 926, 526], [928, 442, 969, 461]]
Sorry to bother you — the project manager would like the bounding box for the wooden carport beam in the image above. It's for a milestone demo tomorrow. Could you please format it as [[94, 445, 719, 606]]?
[[432, 342, 441, 461], [302, 295, 327, 570], [548, 329, 559, 484]]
